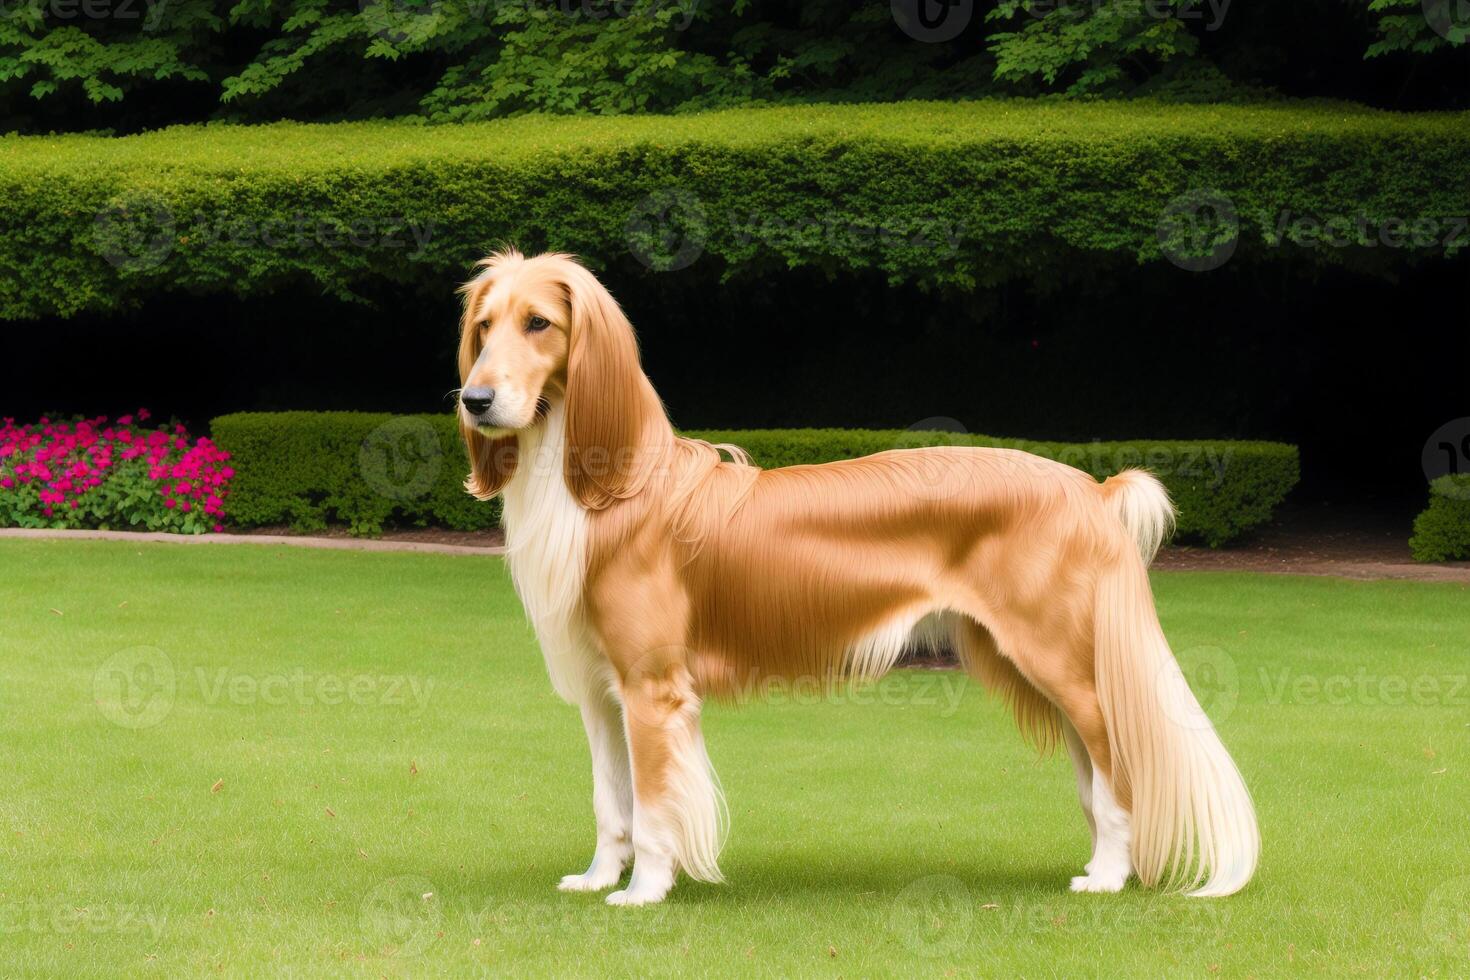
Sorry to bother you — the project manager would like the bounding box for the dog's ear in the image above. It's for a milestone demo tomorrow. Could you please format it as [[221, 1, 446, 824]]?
[[561, 262, 658, 509], [458, 260, 517, 499]]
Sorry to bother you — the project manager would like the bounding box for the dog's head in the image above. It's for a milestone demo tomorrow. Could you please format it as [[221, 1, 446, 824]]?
[[457, 249, 659, 507]]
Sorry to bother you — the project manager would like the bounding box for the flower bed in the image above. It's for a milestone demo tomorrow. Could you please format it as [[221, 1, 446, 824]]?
[[0, 412, 233, 534]]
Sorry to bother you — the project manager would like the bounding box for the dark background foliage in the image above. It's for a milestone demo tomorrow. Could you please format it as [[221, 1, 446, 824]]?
[[2, 0, 1467, 135], [7, 254, 1464, 507]]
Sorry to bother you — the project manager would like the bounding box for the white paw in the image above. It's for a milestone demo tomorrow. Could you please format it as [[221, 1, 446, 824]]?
[[558, 869, 623, 892], [605, 886, 668, 907], [1069, 872, 1128, 894]]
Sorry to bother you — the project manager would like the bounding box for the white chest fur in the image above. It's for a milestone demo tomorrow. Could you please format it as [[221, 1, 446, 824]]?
[[498, 402, 607, 703]]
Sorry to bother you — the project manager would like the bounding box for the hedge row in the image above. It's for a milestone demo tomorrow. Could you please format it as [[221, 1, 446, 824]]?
[[211, 413, 1298, 546], [1409, 475, 1470, 562], [3, 101, 1469, 319], [209, 412, 498, 537]]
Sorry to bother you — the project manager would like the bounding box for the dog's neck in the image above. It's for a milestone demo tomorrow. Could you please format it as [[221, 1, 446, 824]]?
[[500, 397, 589, 646]]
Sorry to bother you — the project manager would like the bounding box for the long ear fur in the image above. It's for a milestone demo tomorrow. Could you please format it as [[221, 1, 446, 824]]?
[[560, 260, 667, 509], [458, 253, 518, 500]]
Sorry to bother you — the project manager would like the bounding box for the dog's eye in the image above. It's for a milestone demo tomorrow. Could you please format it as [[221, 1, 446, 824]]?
[[526, 315, 550, 333]]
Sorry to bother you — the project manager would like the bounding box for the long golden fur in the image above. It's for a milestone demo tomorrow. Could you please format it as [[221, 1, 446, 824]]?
[[456, 249, 1259, 906]]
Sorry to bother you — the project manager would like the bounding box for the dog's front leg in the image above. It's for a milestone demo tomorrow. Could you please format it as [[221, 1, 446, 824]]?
[[558, 693, 634, 892], [606, 660, 725, 906]]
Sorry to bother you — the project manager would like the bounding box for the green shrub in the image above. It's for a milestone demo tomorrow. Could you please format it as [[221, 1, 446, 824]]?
[[688, 429, 1298, 548], [1410, 475, 1470, 562], [3, 102, 1468, 320], [209, 412, 497, 537], [212, 412, 1296, 546]]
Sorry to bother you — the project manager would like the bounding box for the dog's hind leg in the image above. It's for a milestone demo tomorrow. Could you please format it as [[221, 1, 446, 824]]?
[[1060, 717, 1097, 850], [558, 691, 635, 892], [1021, 642, 1134, 894], [954, 613, 1132, 892]]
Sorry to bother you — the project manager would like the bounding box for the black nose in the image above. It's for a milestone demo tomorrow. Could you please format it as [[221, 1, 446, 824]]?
[[461, 386, 495, 416]]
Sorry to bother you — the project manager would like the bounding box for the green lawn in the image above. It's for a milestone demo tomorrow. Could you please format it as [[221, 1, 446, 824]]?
[[1, 540, 1467, 977]]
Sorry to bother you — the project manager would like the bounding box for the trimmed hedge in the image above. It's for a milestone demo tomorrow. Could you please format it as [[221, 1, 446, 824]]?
[[1409, 475, 1470, 562], [3, 101, 1469, 319], [211, 413, 1297, 546], [210, 412, 498, 536], [687, 429, 1298, 548]]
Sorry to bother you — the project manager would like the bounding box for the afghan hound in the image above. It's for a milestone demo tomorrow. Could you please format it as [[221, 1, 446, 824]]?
[[454, 249, 1258, 906]]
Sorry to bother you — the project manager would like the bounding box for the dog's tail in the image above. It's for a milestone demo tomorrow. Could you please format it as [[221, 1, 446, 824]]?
[[1095, 470, 1259, 897]]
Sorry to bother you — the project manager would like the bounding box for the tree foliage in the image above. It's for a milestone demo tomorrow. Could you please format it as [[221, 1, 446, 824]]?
[[0, 0, 1464, 131]]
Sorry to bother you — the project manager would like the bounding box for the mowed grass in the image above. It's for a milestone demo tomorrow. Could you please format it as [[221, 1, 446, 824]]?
[[1, 540, 1467, 977]]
